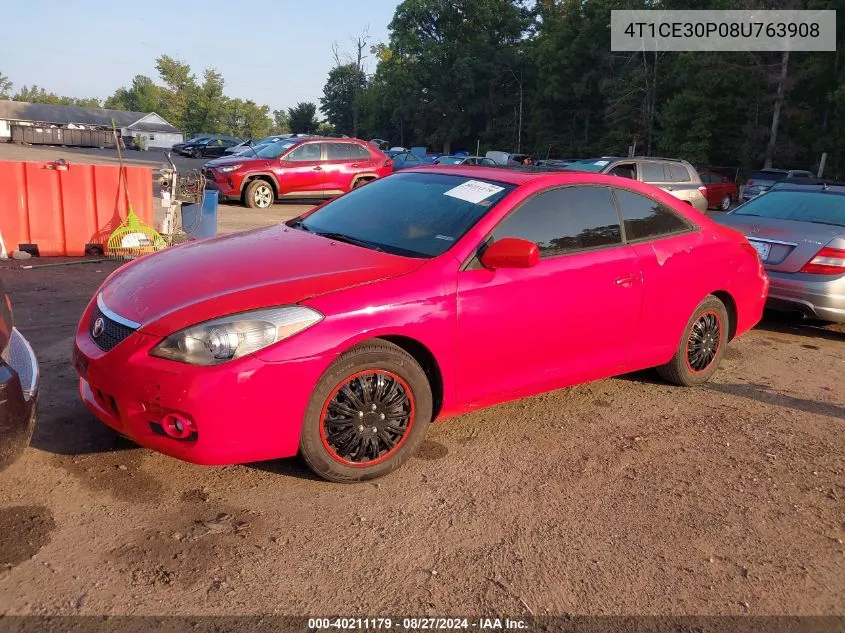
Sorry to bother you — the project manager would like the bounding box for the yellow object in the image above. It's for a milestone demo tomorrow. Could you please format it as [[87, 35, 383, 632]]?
[[106, 119, 165, 259]]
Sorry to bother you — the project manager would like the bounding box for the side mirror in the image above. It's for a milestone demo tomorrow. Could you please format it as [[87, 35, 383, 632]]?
[[480, 238, 540, 270]]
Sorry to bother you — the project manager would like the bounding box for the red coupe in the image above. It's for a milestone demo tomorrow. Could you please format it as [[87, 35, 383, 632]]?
[[73, 168, 769, 482], [699, 170, 740, 211]]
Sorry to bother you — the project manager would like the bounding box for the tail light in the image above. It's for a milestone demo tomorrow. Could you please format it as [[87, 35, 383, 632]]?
[[799, 246, 845, 275], [383, 159, 392, 168], [746, 180, 753, 186], [698, 185, 707, 197]]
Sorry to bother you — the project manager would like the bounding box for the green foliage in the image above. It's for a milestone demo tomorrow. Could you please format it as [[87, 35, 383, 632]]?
[[321, 63, 366, 136], [0, 73, 12, 100], [288, 102, 319, 134], [12, 84, 100, 107], [272, 109, 290, 134]]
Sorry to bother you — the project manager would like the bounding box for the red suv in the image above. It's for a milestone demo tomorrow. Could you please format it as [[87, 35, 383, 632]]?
[[203, 137, 393, 208]]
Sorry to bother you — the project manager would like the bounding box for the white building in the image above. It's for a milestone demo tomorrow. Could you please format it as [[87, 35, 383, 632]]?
[[0, 100, 183, 149]]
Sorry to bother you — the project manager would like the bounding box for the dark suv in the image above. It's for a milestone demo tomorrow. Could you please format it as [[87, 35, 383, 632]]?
[[203, 137, 393, 208]]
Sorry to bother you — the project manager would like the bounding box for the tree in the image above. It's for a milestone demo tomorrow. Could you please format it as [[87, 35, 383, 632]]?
[[0, 73, 11, 100], [12, 84, 100, 107], [288, 102, 318, 133], [321, 63, 366, 135], [272, 109, 290, 134], [155, 55, 197, 131], [104, 75, 162, 113], [225, 98, 273, 138]]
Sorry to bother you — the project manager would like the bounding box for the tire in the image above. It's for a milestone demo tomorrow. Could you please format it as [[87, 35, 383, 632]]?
[[243, 179, 275, 209], [352, 178, 370, 189], [720, 194, 731, 211], [299, 340, 433, 482], [191, 149, 202, 159], [656, 295, 729, 387]]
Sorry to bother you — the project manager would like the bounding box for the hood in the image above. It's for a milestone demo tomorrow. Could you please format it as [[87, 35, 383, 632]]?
[[100, 225, 425, 336], [204, 154, 267, 168]]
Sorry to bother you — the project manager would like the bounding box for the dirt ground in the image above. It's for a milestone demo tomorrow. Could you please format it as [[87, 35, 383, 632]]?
[[0, 257, 841, 617]]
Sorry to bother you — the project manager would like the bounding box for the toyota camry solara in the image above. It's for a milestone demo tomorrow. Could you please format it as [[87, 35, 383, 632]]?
[[73, 168, 769, 482]]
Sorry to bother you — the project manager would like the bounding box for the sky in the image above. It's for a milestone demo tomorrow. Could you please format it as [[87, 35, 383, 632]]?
[[0, 0, 398, 114]]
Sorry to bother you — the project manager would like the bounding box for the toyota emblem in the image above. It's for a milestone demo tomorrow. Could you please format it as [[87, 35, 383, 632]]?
[[91, 317, 105, 339]]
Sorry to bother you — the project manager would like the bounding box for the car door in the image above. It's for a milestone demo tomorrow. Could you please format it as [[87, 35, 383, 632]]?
[[456, 185, 643, 405], [278, 142, 325, 195], [322, 142, 366, 194], [611, 187, 704, 368]]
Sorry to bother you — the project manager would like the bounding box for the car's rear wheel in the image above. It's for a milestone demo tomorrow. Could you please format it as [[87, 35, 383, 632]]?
[[243, 179, 274, 209], [299, 340, 432, 482], [720, 194, 732, 211], [191, 149, 202, 159], [656, 295, 729, 387]]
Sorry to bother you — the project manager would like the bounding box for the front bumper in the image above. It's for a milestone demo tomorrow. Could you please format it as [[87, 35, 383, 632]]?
[[765, 270, 845, 323], [0, 329, 39, 471], [73, 315, 332, 466], [204, 173, 240, 200]]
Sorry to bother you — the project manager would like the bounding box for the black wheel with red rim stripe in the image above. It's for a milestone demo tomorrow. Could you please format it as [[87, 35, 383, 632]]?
[[657, 295, 729, 387], [300, 340, 433, 482]]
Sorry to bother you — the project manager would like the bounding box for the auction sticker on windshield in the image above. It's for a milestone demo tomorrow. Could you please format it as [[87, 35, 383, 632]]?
[[444, 180, 505, 204]]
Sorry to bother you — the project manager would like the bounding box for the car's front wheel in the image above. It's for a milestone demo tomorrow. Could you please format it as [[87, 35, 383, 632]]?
[[299, 340, 432, 482], [720, 194, 732, 211], [656, 295, 729, 386], [191, 149, 202, 159], [243, 179, 275, 209]]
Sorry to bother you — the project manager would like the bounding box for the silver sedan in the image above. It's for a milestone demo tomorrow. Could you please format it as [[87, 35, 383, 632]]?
[[714, 180, 845, 323]]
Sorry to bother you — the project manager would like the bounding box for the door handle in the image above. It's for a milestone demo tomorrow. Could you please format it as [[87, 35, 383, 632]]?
[[351, 163, 359, 168], [312, 166, 323, 171], [615, 274, 639, 286]]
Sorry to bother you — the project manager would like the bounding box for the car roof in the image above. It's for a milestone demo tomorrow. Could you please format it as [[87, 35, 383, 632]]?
[[410, 165, 630, 186], [770, 177, 845, 194]]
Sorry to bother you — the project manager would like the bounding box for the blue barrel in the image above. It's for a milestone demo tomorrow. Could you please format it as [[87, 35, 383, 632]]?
[[181, 190, 219, 239]]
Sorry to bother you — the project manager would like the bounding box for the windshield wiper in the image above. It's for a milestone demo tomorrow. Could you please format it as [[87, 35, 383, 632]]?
[[287, 219, 311, 231], [805, 219, 844, 227], [315, 231, 383, 252]]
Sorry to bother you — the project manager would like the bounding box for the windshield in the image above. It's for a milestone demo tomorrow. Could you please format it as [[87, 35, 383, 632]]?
[[255, 140, 297, 158], [733, 191, 845, 227], [437, 157, 464, 165], [567, 158, 611, 172], [293, 172, 516, 257], [749, 170, 788, 181]]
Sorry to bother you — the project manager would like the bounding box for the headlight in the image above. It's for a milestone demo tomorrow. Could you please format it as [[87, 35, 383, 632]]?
[[150, 306, 322, 366], [217, 164, 242, 173]]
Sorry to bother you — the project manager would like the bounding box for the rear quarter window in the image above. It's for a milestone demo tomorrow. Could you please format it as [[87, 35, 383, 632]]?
[[614, 188, 693, 241]]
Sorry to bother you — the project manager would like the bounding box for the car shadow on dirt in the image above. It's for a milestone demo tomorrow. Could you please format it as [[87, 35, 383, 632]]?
[[755, 311, 845, 343], [704, 382, 845, 420]]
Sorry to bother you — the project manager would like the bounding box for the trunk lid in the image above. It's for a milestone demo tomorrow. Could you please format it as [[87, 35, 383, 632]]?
[[715, 214, 844, 272]]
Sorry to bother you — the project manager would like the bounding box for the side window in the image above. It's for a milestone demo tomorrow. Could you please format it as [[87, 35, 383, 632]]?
[[286, 143, 322, 162], [354, 144, 372, 159], [221, 139, 236, 148], [640, 162, 667, 182], [699, 173, 711, 183], [614, 188, 692, 241], [667, 164, 690, 182], [491, 186, 622, 258], [481, 158, 497, 166], [326, 143, 354, 160], [608, 163, 636, 179]]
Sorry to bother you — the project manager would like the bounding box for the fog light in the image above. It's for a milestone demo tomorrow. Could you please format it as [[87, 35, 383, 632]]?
[[161, 413, 196, 439]]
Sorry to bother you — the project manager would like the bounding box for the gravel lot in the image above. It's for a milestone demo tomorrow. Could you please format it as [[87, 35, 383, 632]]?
[[0, 142, 842, 618]]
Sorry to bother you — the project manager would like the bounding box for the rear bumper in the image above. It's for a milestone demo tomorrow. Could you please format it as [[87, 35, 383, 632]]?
[[0, 329, 39, 471], [765, 270, 845, 323]]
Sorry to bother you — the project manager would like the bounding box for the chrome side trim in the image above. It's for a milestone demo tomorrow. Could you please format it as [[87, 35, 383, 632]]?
[[745, 237, 799, 247], [97, 293, 141, 329]]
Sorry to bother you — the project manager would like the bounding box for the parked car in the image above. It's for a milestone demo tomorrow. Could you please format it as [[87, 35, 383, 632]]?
[[714, 178, 844, 323], [203, 137, 392, 208], [433, 155, 499, 166], [740, 168, 815, 203], [179, 136, 243, 159], [699, 170, 739, 210], [486, 151, 532, 166], [566, 156, 708, 212], [73, 167, 768, 482], [225, 135, 293, 156], [391, 151, 436, 170], [0, 280, 39, 472], [171, 136, 211, 154]]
